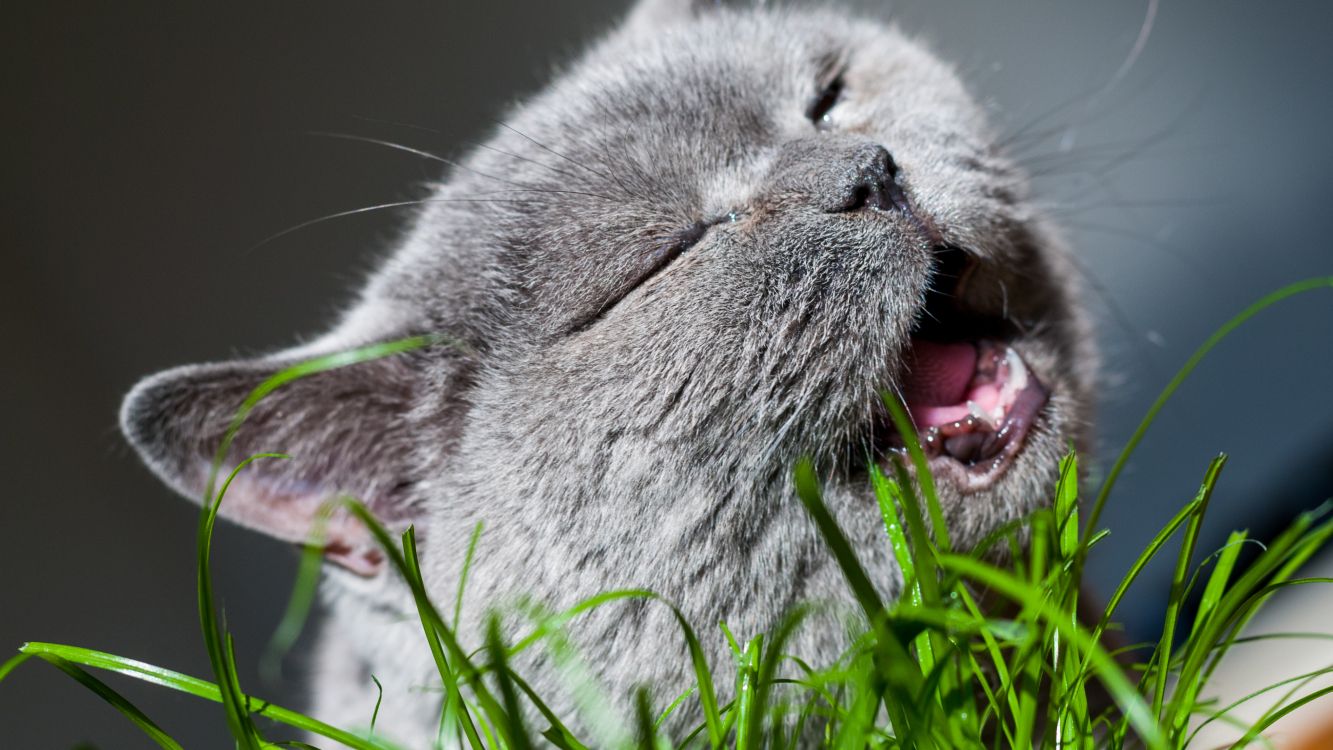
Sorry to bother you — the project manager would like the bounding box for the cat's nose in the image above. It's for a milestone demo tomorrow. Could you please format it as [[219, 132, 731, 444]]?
[[835, 145, 909, 214]]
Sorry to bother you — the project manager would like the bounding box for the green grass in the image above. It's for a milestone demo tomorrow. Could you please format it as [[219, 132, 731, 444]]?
[[4, 279, 1333, 748]]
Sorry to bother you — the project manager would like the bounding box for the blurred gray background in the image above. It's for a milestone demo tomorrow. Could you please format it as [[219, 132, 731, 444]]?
[[4, 1, 1331, 746]]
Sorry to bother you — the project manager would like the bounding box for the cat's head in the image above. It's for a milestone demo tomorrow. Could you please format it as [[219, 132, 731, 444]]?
[[121, 0, 1094, 579]]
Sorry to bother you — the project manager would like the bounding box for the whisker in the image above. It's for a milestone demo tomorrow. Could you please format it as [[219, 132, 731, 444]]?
[[470, 141, 587, 185], [308, 132, 618, 202], [497, 121, 643, 201], [997, 84, 1120, 154], [470, 187, 624, 202], [578, 100, 657, 200], [1102, 0, 1159, 98], [1000, 0, 1161, 157], [1018, 91, 1207, 191], [309, 131, 454, 166], [1043, 195, 1228, 220], [347, 113, 444, 135], [1058, 218, 1201, 277], [244, 197, 529, 256], [1057, 250, 1160, 363]]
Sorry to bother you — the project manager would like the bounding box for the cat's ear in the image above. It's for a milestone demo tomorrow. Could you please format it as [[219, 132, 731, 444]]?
[[624, 0, 719, 32], [121, 324, 440, 577]]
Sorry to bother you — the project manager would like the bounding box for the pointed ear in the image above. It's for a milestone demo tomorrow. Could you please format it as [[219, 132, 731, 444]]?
[[623, 0, 719, 33], [121, 336, 436, 577]]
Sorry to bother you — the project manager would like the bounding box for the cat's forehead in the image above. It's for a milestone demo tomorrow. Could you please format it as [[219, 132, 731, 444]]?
[[504, 9, 987, 175]]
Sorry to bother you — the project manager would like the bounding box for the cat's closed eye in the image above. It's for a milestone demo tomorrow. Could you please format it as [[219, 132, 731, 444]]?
[[644, 219, 710, 280], [632, 219, 711, 288], [571, 219, 714, 333], [806, 71, 845, 128]]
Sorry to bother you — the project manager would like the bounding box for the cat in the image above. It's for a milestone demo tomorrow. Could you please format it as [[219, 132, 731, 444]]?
[[120, 0, 1095, 745]]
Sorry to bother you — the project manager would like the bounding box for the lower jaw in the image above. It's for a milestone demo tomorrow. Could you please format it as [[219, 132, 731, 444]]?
[[910, 420, 1043, 493]]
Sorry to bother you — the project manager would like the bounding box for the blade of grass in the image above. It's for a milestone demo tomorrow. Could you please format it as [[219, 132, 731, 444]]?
[[1070, 489, 1206, 691], [1171, 508, 1333, 732], [0, 651, 34, 684], [879, 391, 949, 552], [206, 336, 449, 499], [1188, 665, 1333, 744], [500, 587, 724, 747], [1189, 530, 1249, 642], [338, 499, 486, 747], [396, 523, 487, 748], [1084, 276, 1333, 538], [369, 674, 383, 737], [454, 522, 485, 630], [504, 597, 628, 749], [199, 335, 448, 748], [879, 390, 960, 722], [1165, 528, 1249, 739], [654, 686, 698, 730], [741, 606, 811, 748], [35, 653, 183, 750], [733, 633, 762, 750], [506, 589, 655, 658], [1052, 451, 1090, 750], [1232, 684, 1333, 748], [202, 452, 289, 748], [794, 459, 925, 744], [661, 598, 726, 748], [938, 553, 1168, 750], [15, 642, 393, 749], [485, 615, 533, 750], [506, 670, 591, 750], [634, 686, 660, 750], [1149, 455, 1226, 721], [870, 465, 937, 681], [261, 503, 332, 684]]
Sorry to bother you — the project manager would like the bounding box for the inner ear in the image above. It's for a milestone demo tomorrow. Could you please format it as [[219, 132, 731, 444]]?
[[121, 348, 428, 577]]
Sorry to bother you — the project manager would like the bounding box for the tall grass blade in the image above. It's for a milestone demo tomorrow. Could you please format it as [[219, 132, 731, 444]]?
[[35, 653, 184, 750], [202, 452, 289, 748], [794, 459, 924, 742], [15, 642, 393, 749], [196, 335, 447, 747], [485, 615, 533, 750], [634, 686, 659, 750], [261, 504, 332, 684], [939, 554, 1169, 750], [454, 522, 485, 630], [741, 606, 810, 747], [1232, 684, 1333, 747], [508, 670, 591, 750], [1150, 455, 1225, 721], [1085, 276, 1333, 537], [0, 651, 33, 684], [879, 390, 949, 552]]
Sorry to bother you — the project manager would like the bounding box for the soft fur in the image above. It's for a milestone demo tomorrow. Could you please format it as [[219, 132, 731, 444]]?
[[121, 0, 1095, 745]]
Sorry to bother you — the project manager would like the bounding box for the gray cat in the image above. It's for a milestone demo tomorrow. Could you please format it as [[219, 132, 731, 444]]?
[[120, 0, 1095, 745]]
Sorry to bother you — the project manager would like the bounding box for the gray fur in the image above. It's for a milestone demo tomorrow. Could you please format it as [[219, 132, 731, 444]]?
[[120, 2, 1095, 745]]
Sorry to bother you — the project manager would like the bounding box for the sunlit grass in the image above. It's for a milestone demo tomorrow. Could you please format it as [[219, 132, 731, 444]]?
[[3, 279, 1332, 748]]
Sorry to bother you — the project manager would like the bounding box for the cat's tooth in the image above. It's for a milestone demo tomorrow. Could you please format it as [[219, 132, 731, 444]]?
[[967, 400, 993, 427], [1005, 347, 1029, 392]]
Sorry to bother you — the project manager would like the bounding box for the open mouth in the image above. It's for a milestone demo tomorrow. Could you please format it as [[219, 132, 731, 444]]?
[[875, 247, 1051, 485]]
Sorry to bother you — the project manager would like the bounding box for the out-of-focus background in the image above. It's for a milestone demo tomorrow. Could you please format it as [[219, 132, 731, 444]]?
[[4, 1, 1331, 746]]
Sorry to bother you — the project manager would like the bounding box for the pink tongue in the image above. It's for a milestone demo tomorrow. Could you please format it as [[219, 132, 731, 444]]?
[[901, 340, 977, 407]]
